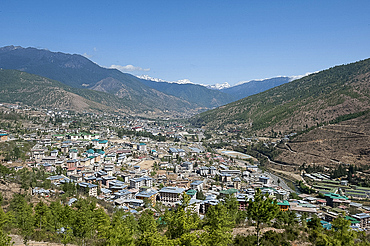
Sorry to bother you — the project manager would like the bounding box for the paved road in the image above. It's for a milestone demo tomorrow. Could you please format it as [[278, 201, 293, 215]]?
[[266, 171, 296, 193]]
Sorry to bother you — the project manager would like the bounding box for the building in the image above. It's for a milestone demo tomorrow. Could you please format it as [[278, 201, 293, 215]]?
[[159, 187, 185, 204], [136, 189, 158, 205], [191, 180, 204, 191], [129, 176, 153, 189], [352, 213, 370, 229], [277, 200, 290, 211], [233, 177, 241, 190], [78, 182, 98, 197], [137, 143, 147, 152], [0, 133, 8, 141], [259, 176, 270, 185]]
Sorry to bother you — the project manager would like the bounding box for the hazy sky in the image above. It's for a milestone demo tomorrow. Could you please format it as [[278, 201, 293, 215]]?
[[1, 1, 370, 85]]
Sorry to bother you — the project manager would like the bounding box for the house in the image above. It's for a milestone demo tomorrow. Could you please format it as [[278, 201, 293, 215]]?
[[42, 156, 56, 164], [102, 176, 117, 187], [114, 189, 133, 200], [80, 158, 91, 166], [181, 161, 193, 172], [69, 149, 78, 159], [169, 148, 179, 158], [47, 175, 68, 184], [31, 149, 45, 161], [275, 190, 289, 201], [324, 193, 349, 208], [159, 187, 185, 204], [42, 163, 53, 172], [277, 200, 290, 211], [67, 159, 78, 169], [233, 177, 241, 190], [136, 189, 158, 205], [137, 143, 147, 152], [186, 189, 197, 199], [199, 166, 209, 176], [78, 182, 98, 197], [190, 180, 204, 191], [68, 133, 80, 141], [209, 166, 217, 176], [129, 176, 153, 189], [0, 133, 8, 141], [259, 176, 270, 185], [50, 150, 58, 157], [352, 213, 370, 229], [219, 188, 238, 198]]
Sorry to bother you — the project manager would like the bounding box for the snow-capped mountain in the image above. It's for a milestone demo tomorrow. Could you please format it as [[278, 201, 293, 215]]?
[[137, 75, 196, 85], [205, 82, 231, 90]]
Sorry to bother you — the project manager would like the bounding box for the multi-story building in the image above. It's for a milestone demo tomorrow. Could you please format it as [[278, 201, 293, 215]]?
[[352, 213, 370, 229], [129, 176, 153, 189], [78, 182, 98, 197], [159, 187, 185, 204]]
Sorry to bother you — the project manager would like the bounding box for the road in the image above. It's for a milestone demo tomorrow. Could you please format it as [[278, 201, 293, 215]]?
[[266, 171, 296, 193]]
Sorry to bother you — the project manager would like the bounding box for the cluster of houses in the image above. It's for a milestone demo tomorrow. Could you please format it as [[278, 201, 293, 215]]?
[[4, 105, 369, 232]]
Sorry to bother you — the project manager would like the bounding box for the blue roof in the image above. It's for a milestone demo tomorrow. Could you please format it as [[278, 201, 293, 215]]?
[[100, 188, 112, 194], [159, 187, 185, 194], [169, 148, 178, 153], [191, 180, 203, 186], [78, 182, 97, 188], [136, 190, 158, 198], [68, 198, 77, 206]]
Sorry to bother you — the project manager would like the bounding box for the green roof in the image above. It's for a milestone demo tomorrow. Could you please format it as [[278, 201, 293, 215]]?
[[324, 193, 348, 200], [220, 188, 238, 195], [345, 216, 360, 224], [186, 189, 197, 196], [277, 200, 290, 206]]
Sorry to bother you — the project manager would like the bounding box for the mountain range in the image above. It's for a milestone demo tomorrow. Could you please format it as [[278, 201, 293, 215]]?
[[0, 46, 295, 116]]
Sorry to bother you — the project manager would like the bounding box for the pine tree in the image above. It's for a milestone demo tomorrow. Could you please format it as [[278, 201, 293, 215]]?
[[247, 189, 280, 246]]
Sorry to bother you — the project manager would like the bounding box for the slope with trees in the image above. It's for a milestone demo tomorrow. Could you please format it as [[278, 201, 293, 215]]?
[[190, 58, 370, 135]]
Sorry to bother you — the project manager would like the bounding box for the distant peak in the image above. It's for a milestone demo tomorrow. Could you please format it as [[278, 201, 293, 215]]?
[[0, 45, 24, 52], [206, 82, 231, 90], [137, 75, 196, 85]]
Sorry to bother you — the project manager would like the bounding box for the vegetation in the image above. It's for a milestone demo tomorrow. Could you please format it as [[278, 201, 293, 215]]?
[[190, 58, 370, 134]]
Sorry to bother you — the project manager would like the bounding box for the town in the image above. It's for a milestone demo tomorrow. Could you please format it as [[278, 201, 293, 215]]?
[[0, 103, 369, 245]]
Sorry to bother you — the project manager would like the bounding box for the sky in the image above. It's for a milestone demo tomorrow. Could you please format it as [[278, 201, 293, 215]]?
[[1, 0, 370, 85]]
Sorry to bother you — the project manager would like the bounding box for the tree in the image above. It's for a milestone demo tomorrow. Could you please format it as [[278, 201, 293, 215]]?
[[247, 189, 280, 246], [9, 194, 34, 245], [164, 194, 200, 241], [106, 210, 137, 246], [203, 202, 234, 246], [94, 207, 110, 239], [0, 207, 12, 246], [196, 190, 206, 200], [61, 226, 73, 246], [34, 201, 50, 231], [0, 229, 12, 246], [137, 209, 169, 245]]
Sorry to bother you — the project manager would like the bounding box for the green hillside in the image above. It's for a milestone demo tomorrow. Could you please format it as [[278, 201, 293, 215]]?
[[190, 58, 370, 134], [0, 69, 120, 111], [0, 69, 200, 116], [0, 46, 207, 114]]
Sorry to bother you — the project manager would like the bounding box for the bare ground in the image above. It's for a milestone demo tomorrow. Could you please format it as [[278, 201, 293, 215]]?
[[276, 114, 370, 167], [10, 234, 76, 246]]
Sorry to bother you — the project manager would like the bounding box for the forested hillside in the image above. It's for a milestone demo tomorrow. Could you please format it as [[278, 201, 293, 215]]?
[[190, 58, 370, 135]]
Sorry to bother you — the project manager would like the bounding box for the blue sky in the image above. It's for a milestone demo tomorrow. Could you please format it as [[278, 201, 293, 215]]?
[[1, 1, 370, 85]]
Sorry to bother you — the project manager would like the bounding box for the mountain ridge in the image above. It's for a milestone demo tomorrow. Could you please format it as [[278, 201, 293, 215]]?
[[190, 58, 370, 135]]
